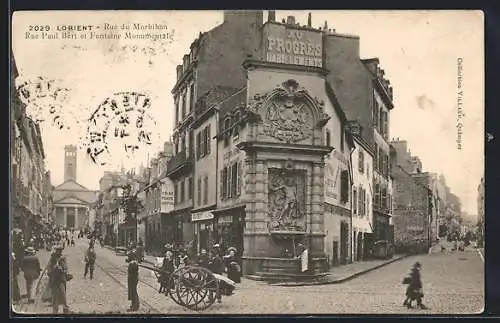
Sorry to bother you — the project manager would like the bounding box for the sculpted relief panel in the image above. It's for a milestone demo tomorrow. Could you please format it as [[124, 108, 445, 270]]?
[[267, 168, 306, 232], [246, 79, 330, 144]]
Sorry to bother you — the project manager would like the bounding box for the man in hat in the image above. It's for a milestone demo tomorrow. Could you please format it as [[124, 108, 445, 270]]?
[[83, 247, 96, 280], [11, 252, 21, 305], [126, 249, 140, 311], [403, 262, 428, 309], [22, 246, 42, 303], [47, 244, 71, 314]]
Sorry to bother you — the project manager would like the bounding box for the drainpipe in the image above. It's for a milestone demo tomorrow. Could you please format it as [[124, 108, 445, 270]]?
[[348, 144, 356, 264]]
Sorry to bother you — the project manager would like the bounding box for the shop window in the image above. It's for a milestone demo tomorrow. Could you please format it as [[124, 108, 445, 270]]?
[[203, 176, 209, 205], [358, 151, 364, 173], [340, 170, 349, 203]]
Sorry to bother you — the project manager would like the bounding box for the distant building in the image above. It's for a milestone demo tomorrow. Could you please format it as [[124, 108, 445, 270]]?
[[52, 145, 97, 229], [477, 177, 484, 246]]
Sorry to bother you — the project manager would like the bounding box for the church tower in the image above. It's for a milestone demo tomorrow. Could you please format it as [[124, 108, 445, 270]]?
[[64, 145, 77, 182]]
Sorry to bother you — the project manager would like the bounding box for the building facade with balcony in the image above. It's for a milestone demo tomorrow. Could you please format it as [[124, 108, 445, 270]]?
[[11, 55, 52, 239]]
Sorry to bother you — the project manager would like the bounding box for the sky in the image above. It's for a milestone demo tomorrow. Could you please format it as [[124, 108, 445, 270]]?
[[11, 10, 484, 215]]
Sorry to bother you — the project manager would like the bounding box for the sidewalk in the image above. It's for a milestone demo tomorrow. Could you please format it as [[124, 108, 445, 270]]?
[[270, 254, 409, 287]]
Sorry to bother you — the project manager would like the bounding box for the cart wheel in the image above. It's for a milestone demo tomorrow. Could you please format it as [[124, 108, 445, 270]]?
[[169, 266, 218, 311]]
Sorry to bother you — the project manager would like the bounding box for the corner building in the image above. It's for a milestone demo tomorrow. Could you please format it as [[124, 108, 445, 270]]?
[[167, 11, 398, 277]]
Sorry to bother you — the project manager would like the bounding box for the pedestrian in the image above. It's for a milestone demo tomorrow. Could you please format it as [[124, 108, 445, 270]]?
[[197, 249, 209, 268], [403, 262, 428, 309], [126, 250, 140, 312], [223, 247, 241, 283], [47, 245, 72, 314], [22, 247, 42, 303], [208, 248, 225, 275], [70, 237, 75, 247], [11, 252, 21, 305], [158, 250, 175, 294], [83, 247, 96, 280], [137, 238, 144, 262]]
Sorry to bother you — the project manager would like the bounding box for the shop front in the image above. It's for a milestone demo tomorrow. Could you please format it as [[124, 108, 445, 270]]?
[[212, 205, 245, 259], [192, 211, 216, 254]]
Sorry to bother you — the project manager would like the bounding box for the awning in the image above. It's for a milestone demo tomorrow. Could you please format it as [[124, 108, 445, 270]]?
[[191, 211, 214, 222]]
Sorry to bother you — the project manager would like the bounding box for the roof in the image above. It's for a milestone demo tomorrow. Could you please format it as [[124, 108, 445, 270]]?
[[53, 195, 90, 205], [54, 180, 91, 191], [324, 81, 355, 149]]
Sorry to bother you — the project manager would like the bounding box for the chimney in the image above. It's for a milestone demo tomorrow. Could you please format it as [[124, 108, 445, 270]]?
[[307, 13, 312, 27], [286, 16, 295, 25], [324, 20, 328, 30], [268, 10, 276, 22]]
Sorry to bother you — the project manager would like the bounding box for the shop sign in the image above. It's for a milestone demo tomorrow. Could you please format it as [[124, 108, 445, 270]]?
[[263, 24, 323, 68], [160, 179, 174, 214], [218, 215, 233, 224], [191, 211, 214, 222]]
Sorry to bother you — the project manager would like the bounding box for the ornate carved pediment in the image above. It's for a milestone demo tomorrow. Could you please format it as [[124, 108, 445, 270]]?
[[244, 79, 331, 143]]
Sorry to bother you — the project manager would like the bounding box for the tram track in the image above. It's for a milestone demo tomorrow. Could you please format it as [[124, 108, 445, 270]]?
[[92, 250, 163, 313]]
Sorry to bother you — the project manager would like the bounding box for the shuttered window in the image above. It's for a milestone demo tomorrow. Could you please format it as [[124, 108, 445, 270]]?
[[196, 132, 201, 160], [340, 170, 349, 203], [227, 165, 233, 199], [206, 124, 211, 155], [219, 170, 224, 200], [203, 176, 208, 205], [236, 161, 242, 196], [353, 187, 358, 215]]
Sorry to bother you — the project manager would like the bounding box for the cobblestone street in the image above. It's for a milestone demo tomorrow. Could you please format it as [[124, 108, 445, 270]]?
[[15, 237, 484, 315]]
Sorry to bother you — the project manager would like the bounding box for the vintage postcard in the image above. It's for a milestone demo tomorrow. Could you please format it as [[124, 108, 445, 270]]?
[[10, 10, 484, 315]]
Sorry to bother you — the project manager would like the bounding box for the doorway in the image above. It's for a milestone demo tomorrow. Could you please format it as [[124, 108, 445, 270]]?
[[357, 232, 363, 261], [340, 222, 349, 264], [332, 241, 339, 267]]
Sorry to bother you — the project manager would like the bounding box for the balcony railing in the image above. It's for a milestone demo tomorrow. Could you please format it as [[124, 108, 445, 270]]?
[[166, 149, 193, 177]]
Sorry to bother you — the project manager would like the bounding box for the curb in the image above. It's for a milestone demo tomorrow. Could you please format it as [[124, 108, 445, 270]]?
[[269, 254, 410, 287]]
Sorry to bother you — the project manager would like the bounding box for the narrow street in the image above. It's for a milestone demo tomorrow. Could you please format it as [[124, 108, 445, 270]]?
[[16, 237, 484, 315]]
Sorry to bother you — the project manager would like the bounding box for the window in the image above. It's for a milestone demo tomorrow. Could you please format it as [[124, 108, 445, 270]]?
[[175, 98, 179, 124], [221, 168, 228, 199], [200, 129, 206, 158], [236, 161, 242, 196], [326, 130, 331, 147], [206, 125, 211, 155], [340, 170, 349, 203], [373, 95, 379, 130], [189, 83, 195, 112], [379, 108, 383, 135], [188, 177, 193, 199], [196, 132, 201, 159], [340, 127, 345, 152], [203, 176, 208, 205], [374, 182, 380, 209], [197, 177, 202, 205], [231, 163, 238, 197], [352, 187, 358, 215], [227, 165, 232, 198], [224, 118, 230, 147], [233, 125, 239, 139], [378, 148, 384, 173], [382, 111, 389, 140], [174, 181, 178, 204], [358, 151, 364, 173], [181, 92, 186, 119], [180, 180, 185, 203]]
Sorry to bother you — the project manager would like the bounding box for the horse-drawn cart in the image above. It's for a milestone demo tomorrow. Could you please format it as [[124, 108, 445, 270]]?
[[138, 263, 236, 311]]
